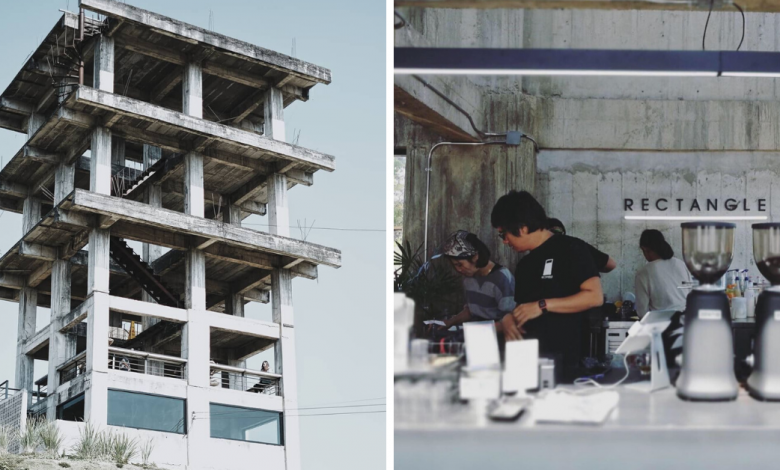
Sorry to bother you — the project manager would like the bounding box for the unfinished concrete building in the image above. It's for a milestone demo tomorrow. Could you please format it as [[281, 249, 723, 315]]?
[[0, 1, 340, 468]]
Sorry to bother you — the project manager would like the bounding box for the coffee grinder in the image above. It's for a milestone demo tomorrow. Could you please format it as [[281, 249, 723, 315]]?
[[746, 223, 780, 400], [676, 222, 739, 401]]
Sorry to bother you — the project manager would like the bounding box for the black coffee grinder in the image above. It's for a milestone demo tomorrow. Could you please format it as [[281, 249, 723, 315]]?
[[676, 222, 739, 401], [746, 223, 780, 400]]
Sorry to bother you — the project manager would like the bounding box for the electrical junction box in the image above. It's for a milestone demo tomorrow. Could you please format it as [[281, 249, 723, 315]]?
[[506, 131, 523, 145]]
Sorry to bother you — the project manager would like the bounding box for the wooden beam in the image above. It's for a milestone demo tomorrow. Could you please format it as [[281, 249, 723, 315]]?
[[81, 0, 331, 83], [393, 0, 776, 10], [70, 189, 342, 268], [71, 87, 336, 171]]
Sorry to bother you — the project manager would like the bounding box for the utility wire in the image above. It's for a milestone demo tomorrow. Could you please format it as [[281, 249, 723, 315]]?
[[735, 3, 745, 52], [702, 0, 714, 51]]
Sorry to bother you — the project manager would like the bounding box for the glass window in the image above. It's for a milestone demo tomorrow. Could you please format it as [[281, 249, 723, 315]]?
[[57, 394, 84, 422], [209, 403, 283, 445], [107, 390, 186, 434]]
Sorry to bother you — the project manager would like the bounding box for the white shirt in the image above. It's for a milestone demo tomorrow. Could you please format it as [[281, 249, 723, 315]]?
[[634, 258, 692, 318]]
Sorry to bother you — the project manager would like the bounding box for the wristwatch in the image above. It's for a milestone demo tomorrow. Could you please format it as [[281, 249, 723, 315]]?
[[538, 299, 548, 315]]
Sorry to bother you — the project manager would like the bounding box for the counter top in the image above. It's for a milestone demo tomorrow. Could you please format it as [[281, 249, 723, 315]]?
[[395, 385, 780, 469]]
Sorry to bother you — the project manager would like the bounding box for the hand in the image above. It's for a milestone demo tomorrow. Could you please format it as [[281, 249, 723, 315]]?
[[437, 319, 452, 331], [502, 314, 523, 341], [512, 302, 543, 328]]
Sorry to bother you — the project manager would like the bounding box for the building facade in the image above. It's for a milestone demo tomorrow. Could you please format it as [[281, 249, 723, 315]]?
[[0, 1, 340, 468]]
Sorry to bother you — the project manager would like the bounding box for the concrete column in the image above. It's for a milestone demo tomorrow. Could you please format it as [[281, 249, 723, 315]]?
[[142, 145, 163, 311], [185, 248, 206, 311], [47, 259, 72, 420], [87, 228, 110, 296], [268, 173, 289, 237], [223, 205, 244, 317], [183, 62, 203, 119], [90, 126, 112, 196], [93, 35, 114, 93], [272, 269, 300, 470], [263, 87, 285, 141], [26, 113, 46, 139], [182, 312, 210, 453], [15, 287, 36, 407], [184, 152, 204, 217], [85, 292, 109, 424], [22, 196, 41, 235], [53, 161, 75, 206]]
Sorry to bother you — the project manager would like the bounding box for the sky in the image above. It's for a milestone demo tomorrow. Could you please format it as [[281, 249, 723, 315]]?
[[0, 1, 386, 469]]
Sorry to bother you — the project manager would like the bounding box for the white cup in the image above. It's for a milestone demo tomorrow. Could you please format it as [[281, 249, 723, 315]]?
[[732, 297, 747, 320]]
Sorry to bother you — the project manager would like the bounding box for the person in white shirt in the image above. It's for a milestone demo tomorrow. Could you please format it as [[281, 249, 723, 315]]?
[[634, 229, 692, 318]]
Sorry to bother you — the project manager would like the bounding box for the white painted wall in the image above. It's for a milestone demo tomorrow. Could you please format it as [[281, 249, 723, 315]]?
[[537, 150, 780, 301]]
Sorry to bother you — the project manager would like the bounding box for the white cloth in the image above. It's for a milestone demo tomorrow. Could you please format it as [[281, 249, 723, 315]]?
[[634, 258, 692, 318]]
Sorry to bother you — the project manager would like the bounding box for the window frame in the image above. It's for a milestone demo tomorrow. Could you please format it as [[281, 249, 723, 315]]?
[[208, 402, 284, 446], [107, 389, 187, 435]]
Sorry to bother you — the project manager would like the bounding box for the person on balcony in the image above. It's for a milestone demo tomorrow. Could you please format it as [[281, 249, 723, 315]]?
[[432, 230, 516, 336]]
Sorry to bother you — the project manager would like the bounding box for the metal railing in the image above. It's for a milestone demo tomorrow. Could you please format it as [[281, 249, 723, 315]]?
[[209, 364, 282, 396], [108, 347, 187, 380], [59, 351, 88, 384], [0, 380, 20, 401]]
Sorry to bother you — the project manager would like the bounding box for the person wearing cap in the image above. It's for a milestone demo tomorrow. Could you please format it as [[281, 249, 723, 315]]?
[[435, 230, 516, 334], [547, 218, 617, 273], [491, 190, 603, 378], [635, 229, 691, 318]]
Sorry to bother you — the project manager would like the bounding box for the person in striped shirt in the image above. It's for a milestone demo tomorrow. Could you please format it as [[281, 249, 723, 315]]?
[[434, 230, 516, 335]]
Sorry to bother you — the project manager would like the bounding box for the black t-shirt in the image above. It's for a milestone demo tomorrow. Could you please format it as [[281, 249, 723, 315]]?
[[514, 234, 600, 369], [587, 243, 609, 271]]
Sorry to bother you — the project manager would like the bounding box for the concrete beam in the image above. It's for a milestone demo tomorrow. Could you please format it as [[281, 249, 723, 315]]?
[[395, 0, 769, 10], [70, 87, 336, 171], [81, 0, 331, 84]]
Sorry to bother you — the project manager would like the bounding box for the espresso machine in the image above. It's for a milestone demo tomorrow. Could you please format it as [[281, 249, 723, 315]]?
[[746, 223, 780, 400], [676, 222, 739, 401]]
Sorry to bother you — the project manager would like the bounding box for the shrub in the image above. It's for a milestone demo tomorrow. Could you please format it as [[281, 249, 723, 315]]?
[[140, 437, 154, 466], [38, 420, 64, 459], [17, 416, 43, 454]]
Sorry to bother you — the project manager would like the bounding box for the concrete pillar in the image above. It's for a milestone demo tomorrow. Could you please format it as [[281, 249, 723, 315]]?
[[90, 126, 112, 196], [22, 196, 41, 235], [268, 173, 289, 237], [263, 87, 285, 141], [93, 35, 114, 93], [272, 268, 300, 470], [183, 62, 203, 119], [47, 259, 72, 420], [15, 287, 36, 407], [142, 145, 163, 310], [182, 311, 210, 463], [223, 205, 244, 317], [183, 61, 206, 311], [26, 113, 46, 139], [85, 292, 109, 424], [53, 161, 75, 206]]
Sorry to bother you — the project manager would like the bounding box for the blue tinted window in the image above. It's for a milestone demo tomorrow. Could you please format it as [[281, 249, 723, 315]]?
[[209, 403, 283, 445], [107, 390, 186, 434]]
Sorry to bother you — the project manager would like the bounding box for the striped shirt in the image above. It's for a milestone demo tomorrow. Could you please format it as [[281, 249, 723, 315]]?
[[462, 264, 516, 321]]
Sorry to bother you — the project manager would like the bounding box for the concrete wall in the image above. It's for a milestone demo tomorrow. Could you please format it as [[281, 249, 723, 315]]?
[[537, 150, 780, 301]]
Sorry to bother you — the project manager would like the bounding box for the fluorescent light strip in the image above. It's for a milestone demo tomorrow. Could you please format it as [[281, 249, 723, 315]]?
[[394, 68, 718, 77], [625, 215, 768, 221], [721, 72, 780, 78]]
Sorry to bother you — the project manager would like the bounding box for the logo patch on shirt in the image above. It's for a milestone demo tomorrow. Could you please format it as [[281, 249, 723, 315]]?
[[542, 259, 554, 279]]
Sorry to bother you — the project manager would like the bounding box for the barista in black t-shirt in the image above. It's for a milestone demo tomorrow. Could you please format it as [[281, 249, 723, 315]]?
[[547, 217, 617, 273], [491, 191, 604, 376]]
